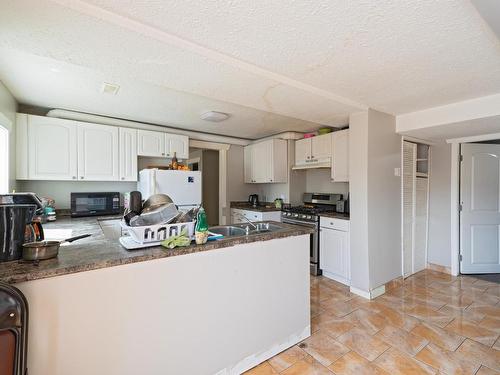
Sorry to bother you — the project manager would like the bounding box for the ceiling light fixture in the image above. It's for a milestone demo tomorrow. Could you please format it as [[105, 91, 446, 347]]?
[[101, 82, 120, 95], [200, 111, 230, 122]]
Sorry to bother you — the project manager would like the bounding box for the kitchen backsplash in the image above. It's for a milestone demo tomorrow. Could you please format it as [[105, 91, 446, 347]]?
[[305, 169, 349, 197]]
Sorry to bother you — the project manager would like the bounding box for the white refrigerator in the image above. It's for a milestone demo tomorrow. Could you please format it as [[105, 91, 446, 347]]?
[[138, 169, 202, 210]]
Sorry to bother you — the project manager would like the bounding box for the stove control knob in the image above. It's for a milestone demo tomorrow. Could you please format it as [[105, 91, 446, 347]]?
[[306, 215, 312, 220], [293, 213, 299, 218]]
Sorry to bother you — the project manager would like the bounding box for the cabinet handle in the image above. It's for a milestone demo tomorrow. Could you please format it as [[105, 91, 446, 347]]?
[[80, 176, 84, 180], [121, 177, 125, 180], [161, 153, 165, 156], [72, 176, 76, 180]]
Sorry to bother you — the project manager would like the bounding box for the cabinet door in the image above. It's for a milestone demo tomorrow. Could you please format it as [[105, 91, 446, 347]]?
[[137, 130, 165, 157], [119, 128, 138, 181], [244, 145, 253, 183], [331, 130, 349, 182], [295, 138, 311, 164], [28, 116, 78, 180], [319, 227, 349, 285], [165, 134, 189, 159], [77, 123, 119, 181], [16, 113, 28, 180], [252, 141, 273, 183], [311, 133, 332, 160]]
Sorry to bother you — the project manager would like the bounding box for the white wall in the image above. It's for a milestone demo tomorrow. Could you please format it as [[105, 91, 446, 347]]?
[[367, 110, 401, 289], [305, 169, 349, 197], [349, 109, 401, 294], [427, 141, 452, 267], [0, 80, 17, 192]]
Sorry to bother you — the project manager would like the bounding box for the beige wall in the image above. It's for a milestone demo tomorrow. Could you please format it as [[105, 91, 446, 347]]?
[[305, 169, 349, 197], [0, 80, 17, 192]]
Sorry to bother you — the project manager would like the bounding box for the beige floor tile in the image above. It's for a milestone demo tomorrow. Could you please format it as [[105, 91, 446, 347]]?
[[328, 351, 389, 375], [479, 317, 500, 334], [415, 343, 481, 374], [476, 365, 500, 375], [320, 298, 364, 318], [344, 308, 387, 335], [375, 325, 429, 356], [404, 305, 455, 327], [374, 347, 436, 375], [316, 315, 355, 338], [475, 292, 500, 306], [281, 355, 334, 375], [445, 318, 499, 347], [493, 337, 500, 351], [244, 361, 278, 375], [455, 339, 500, 372], [311, 302, 325, 318], [403, 294, 447, 310], [466, 304, 500, 320], [337, 327, 390, 361], [484, 285, 500, 298], [439, 304, 486, 323], [300, 331, 350, 366], [410, 322, 465, 351], [267, 345, 307, 373], [369, 302, 421, 332]]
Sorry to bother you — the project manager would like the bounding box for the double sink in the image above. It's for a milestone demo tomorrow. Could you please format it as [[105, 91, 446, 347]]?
[[209, 222, 284, 238]]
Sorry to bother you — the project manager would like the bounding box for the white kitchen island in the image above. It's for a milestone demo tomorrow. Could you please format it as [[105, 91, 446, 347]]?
[[8, 223, 311, 375]]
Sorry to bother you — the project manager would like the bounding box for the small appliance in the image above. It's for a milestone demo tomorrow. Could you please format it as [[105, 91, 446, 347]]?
[[248, 194, 259, 207], [281, 193, 343, 275], [70, 192, 120, 217]]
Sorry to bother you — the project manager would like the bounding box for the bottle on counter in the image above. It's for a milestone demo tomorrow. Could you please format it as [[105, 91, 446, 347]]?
[[171, 152, 178, 170], [195, 206, 208, 245]]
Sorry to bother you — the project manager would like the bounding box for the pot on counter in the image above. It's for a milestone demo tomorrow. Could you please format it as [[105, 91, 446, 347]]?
[[22, 234, 91, 261]]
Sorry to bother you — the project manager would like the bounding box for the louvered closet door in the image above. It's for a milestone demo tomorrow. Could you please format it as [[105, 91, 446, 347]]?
[[414, 177, 429, 273], [403, 141, 416, 277]]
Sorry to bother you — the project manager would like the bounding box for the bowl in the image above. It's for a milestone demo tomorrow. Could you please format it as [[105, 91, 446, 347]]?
[[142, 194, 173, 213]]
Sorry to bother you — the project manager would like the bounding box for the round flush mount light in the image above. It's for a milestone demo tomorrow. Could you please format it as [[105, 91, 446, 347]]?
[[200, 111, 230, 122]]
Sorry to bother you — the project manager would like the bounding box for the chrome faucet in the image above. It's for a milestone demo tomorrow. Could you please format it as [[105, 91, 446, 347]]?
[[237, 214, 257, 233]]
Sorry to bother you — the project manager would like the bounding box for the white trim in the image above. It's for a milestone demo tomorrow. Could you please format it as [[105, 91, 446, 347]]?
[[450, 143, 460, 276], [322, 271, 350, 286], [228, 325, 310, 375], [401, 135, 436, 146], [446, 131, 500, 144], [350, 285, 385, 300]]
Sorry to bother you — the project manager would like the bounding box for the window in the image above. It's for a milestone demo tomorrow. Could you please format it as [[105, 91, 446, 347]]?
[[0, 125, 8, 193]]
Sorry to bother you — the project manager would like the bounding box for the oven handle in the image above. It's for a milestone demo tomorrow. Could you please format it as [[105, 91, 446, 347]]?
[[281, 218, 318, 229]]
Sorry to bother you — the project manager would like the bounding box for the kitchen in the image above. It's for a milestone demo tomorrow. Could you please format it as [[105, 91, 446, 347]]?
[[2, 1, 500, 375]]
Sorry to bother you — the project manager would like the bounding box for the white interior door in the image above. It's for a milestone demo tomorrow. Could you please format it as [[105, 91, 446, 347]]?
[[460, 143, 500, 274], [402, 141, 416, 277]]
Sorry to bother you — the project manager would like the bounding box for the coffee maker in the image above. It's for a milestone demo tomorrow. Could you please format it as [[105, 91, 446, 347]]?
[[0, 193, 44, 262], [248, 194, 259, 207]]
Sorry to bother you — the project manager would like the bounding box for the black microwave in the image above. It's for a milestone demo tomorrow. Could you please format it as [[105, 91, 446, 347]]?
[[70, 192, 121, 217]]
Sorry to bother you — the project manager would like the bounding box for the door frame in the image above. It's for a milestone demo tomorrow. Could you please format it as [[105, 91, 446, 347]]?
[[447, 131, 500, 276], [189, 139, 230, 225]]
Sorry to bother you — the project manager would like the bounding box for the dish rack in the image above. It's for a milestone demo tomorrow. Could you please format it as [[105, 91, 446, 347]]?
[[120, 220, 195, 245]]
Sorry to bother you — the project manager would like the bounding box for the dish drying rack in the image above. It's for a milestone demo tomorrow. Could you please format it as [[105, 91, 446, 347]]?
[[120, 220, 195, 246]]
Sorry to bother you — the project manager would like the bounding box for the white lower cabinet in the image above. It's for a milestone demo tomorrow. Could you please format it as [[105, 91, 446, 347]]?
[[319, 217, 350, 285], [230, 208, 281, 224], [77, 123, 119, 181]]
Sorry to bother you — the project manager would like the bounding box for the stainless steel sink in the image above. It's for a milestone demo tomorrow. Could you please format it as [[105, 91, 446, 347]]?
[[209, 222, 285, 238], [209, 226, 247, 237]]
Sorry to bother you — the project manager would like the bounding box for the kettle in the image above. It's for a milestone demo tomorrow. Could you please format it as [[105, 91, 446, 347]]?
[[248, 194, 259, 207]]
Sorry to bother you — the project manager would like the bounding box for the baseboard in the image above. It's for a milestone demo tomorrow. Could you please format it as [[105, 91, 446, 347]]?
[[350, 284, 386, 300], [426, 262, 452, 275], [225, 325, 311, 375], [384, 276, 403, 291]]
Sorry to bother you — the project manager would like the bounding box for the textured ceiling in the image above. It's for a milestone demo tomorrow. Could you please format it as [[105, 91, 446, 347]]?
[[0, 0, 499, 138]]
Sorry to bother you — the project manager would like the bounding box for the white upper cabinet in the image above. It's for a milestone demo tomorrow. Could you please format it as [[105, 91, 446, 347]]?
[[28, 115, 78, 180], [311, 134, 332, 159], [165, 133, 189, 159], [295, 138, 311, 165], [331, 129, 349, 182], [244, 139, 287, 183], [77, 123, 119, 181], [295, 133, 332, 165], [16, 113, 29, 180], [137, 130, 165, 157], [119, 128, 138, 181]]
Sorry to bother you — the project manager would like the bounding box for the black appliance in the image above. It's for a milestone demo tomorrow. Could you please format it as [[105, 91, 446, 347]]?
[[0, 282, 29, 375], [0, 204, 37, 262], [281, 193, 342, 275], [248, 194, 259, 207], [70, 192, 120, 217]]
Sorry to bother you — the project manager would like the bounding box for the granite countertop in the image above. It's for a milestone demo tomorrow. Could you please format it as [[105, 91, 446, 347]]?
[[230, 201, 282, 212], [319, 212, 350, 220], [0, 215, 313, 284]]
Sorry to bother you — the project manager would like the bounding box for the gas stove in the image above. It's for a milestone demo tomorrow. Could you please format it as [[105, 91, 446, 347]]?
[[281, 206, 335, 222]]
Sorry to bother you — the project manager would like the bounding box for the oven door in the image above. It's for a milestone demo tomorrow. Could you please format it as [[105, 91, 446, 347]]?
[[281, 217, 320, 275]]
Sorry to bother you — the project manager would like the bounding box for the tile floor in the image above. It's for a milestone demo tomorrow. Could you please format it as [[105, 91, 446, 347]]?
[[244, 269, 500, 375]]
